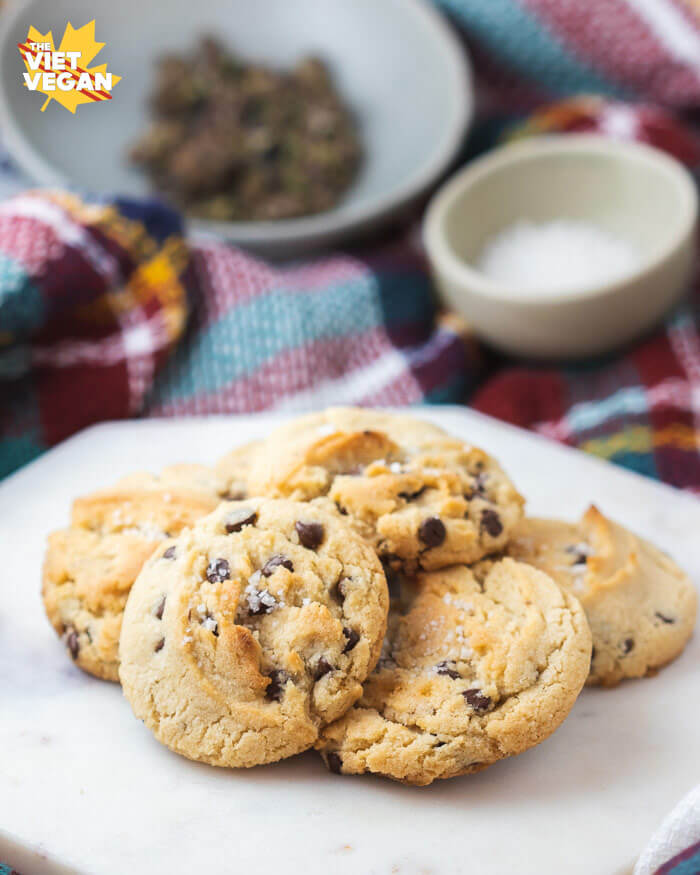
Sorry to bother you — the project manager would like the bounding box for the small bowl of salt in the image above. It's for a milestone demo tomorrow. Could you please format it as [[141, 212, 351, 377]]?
[[423, 135, 697, 359]]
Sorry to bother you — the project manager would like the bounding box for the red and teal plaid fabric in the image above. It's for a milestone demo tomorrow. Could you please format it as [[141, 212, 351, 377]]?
[[654, 841, 700, 875], [1, 98, 699, 493], [0, 192, 475, 479]]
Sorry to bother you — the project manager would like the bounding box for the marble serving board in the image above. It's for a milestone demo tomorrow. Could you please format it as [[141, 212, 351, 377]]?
[[1, 408, 698, 875]]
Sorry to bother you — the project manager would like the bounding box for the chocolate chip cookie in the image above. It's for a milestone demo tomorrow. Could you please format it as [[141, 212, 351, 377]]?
[[42, 465, 221, 681], [118, 498, 389, 768], [507, 506, 697, 686], [247, 408, 524, 572], [317, 558, 591, 785]]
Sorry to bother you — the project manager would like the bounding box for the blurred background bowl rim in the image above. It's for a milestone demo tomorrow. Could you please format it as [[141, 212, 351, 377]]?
[[0, 0, 474, 248], [423, 134, 698, 306]]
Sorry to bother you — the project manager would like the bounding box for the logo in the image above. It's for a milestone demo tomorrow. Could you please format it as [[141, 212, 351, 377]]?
[[18, 21, 121, 113]]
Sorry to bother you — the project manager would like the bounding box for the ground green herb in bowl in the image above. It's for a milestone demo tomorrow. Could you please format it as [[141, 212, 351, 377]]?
[[129, 37, 363, 222]]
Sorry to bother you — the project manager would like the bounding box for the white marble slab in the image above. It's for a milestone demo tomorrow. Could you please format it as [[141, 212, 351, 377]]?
[[0, 408, 698, 875]]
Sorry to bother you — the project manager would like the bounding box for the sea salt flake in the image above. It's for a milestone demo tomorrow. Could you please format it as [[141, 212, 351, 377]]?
[[121, 523, 167, 540], [569, 567, 588, 593], [244, 578, 277, 614]]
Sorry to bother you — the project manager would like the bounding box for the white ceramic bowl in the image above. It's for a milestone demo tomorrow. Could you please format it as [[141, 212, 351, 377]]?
[[0, 0, 472, 257], [423, 135, 698, 359]]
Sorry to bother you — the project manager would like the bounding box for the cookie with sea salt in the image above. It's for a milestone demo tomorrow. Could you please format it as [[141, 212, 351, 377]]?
[[247, 407, 524, 572], [118, 497, 389, 767], [42, 465, 222, 681], [507, 506, 697, 686], [317, 558, 591, 785]]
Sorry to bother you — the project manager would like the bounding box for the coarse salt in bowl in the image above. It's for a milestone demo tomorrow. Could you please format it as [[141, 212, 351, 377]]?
[[474, 219, 641, 294], [423, 135, 698, 360]]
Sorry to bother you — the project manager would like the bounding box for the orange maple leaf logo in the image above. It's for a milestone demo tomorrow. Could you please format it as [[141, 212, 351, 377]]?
[[18, 21, 121, 113]]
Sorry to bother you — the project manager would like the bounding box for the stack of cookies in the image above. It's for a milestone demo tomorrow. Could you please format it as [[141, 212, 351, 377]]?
[[42, 407, 697, 785]]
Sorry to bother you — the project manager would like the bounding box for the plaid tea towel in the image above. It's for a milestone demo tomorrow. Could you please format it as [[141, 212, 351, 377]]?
[[4, 96, 700, 492], [0, 191, 475, 479], [635, 785, 700, 875]]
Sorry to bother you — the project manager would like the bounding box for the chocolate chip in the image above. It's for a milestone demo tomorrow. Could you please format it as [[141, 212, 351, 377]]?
[[222, 489, 246, 501], [467, 473, 488, 499], [326, 752, 343, 774], [475, 472, 488, 493], [313, 658, 333, 680], [331, 578, 347, 604], [480, 509, 503, 538], [225, 508, 257, 533], [436, 660, 460, 680], [66, 629, 79, 660], [621, 638, 635, 654], [399, 487, 426, 502], [463, 688, 491, 712], [335, 502, 348, 516], [247, 591, 273, 616], [154, 638, 165, 652], [342, 627, 359, 653], [265, 669, 289, 702], [655, 612, 675, 624], [566, 545, 588, 566], [206, 558, 230, 583], [295, 521, 324, 550], [155, 596, 166, 620], [261, 554, 294, 577], [163, 546, 176, 560], [418, 516, 446, 548]]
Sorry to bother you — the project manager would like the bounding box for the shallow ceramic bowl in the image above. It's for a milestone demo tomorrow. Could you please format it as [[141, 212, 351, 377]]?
[[0, 0, 472, 257], [423, 135, 698, 359]]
